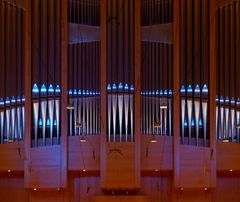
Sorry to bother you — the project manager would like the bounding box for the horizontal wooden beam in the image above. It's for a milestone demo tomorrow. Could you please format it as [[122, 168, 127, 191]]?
[[68, 23, 100, 44], [69, 23, 173, 44]]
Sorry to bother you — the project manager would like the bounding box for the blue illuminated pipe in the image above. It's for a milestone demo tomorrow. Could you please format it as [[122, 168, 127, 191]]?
[[237, 111, 240, 142], [74, 94, 78, 136], [187, 100, 192, 144], [112, 94, 117, 142], [55, 98, 60, 144], [124, 95, 130, 141], [11, 97, 17, 141], [0, 105, 4, 143], [230, 109, 235, 142], [202, 101, 208, 146], [5, 97, 11, 142], [181, 99, 185, 143], [194, 101, 200, 146], [130, 94, 134, 141], [107, 88, 112, 139], [118, 88, 124, 141], [41, 100, 47, 146], [48, 99, 54, 145]]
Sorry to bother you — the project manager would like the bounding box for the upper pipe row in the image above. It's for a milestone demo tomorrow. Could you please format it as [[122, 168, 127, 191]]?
[[107, 83, 134, 92], [0, 96, 25, 107], [32, 84, 61, 96]]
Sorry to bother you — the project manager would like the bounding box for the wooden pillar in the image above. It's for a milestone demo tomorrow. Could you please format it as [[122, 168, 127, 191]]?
[[61, 0, 68, 189], [173, 0, 181, 188], [209, 0, 217, 188], [24, 0, 31, 188], [134, 0, 141, 188], [100, 0, 107, 187]]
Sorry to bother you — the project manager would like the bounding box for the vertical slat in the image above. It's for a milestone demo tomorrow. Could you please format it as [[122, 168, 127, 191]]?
[[209, 0, 217, 187], [61, 0, 68, 188], [173, 0, 181, 187], [24, 0, 32, 188]]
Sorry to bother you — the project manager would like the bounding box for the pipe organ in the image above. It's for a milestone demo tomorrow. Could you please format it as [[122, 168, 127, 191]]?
[[106, 0, 135, 142], [0, 1, 25, 144], [68, 42, 100, 136], [180, 0, 210, 147], [216, 1, 240, 143], [141, 42, 173, 136], [31, 0, 61, 147]]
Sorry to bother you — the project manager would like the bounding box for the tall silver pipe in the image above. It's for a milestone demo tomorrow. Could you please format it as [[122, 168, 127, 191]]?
[[0, 111, 4, 143], [148, 97, 153, 134], [124, 95, 129, 141], [74, 98, 78, 136], [41, 100, 47, 145], [194, 101, 200, 146], [11, 107, 16, 141], [187, 100, 192, 144], [202, 101, 208, 146], [237, 111, 240, 142], [112, 94, 117, 142], [17, 107, 21, 140], [82, 98, 86, 134], [78, 98, 82, 135], [6, 109, 10, 141], [89, 97, 93, 134], [55, 99, 60, 144], [130, 94, 134, 142], [141, 96, 145, 134], [231, 109, 235, 142], [86, 97, 90, 134], [181, 99, 185, 143], [160, 101, 163, 135], [118, 94, 123, 141], [48, 100, 54, 144], [151, 97, 155, 134], [92, 97, 96, 134], [220, 107, 224, 139], [108, 95, 111, 141], [155, 98, 159, 134], [225, 108, 229, 139], [168, 99, 172, 136], [69, 98, 73, 136], [216, 106, 218, 140], [22, 106, 25, 139], [33, 102, 39, 146], [146, 97, 149, 134]]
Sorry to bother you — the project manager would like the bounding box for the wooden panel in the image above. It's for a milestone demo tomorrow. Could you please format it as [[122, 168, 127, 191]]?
[[28, 146, 61, 188], [30, 146, 60, 166], [90, 196, 150, 202], [0, 176, 28, 202], [141, 23, 172, 44], [217, 142, 240, 170], [28, 166, 61, 188], [68, 136, 100, 171], [0, 141, 24, 171], [178, 145, 212, 188], [101, 143, 138, 190], [141, 176, 172, 202], [29, 190, 64, 202], [141, 136, 173, 171]]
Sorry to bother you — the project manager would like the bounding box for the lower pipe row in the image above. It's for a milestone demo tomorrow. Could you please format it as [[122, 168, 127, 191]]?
[[69, 96, 100, 136]]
